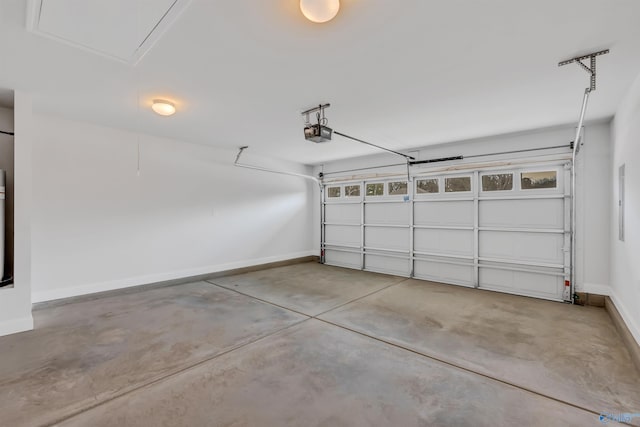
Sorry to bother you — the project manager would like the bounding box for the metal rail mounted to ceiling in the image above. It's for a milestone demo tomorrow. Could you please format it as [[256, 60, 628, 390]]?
[[301, 104, 419, 181], [320, 144, 572, 178], [558, 48, 609, 302], [233, 146, 321, 185], [301, 105, 576, 183]]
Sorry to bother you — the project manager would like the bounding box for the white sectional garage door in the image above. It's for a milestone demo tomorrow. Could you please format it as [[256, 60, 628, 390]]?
[[322, 162, 572, 302]]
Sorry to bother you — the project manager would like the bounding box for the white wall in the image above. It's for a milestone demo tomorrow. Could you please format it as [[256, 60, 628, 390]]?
[[610, 73, 640, 346], [0, 92, 34, 336], [576, 123, 611, 294], [30, 114, 317, 302], [314, 122, 612, 294]]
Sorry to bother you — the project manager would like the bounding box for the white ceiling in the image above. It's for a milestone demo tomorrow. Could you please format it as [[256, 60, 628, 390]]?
[[30, 0, 189, 63], [1, 0, 639, 164]]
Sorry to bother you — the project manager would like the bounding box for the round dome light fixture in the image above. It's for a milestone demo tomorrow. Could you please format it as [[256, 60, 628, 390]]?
[[300, 0, 340, 23], [151, 99, 176, 116]]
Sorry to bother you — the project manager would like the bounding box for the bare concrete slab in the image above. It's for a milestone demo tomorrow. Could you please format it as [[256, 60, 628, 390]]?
[[0, 282, 306, 427], [2, 264, 637, 426], [209, 262, 406, 316], [319, 279, 640, 419], [59, 320, 596, 427]]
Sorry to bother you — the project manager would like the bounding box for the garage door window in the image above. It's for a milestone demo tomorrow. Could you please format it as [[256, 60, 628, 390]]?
[[416, 178, 439, 194], [366, 183, 384, 196], [445, 176, 472, 192], [345, 185, 361, 197], [327, 187, 341, 198], [482, 174, 513, 191], [521, 171, 556, 189], [388, 181, 408, 195]]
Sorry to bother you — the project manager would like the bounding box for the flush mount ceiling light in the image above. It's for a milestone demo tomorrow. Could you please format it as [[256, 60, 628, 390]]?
[[300, 0, 340, 23], [151, 99, 176, 116]]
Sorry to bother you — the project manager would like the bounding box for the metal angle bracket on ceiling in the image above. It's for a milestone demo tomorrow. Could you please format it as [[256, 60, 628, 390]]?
[[558, 49, 609, 92], [233, 146, 321, 186], [559, 49, 610, 153]]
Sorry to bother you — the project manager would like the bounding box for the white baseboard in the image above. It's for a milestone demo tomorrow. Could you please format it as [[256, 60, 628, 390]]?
[[0, 315, 34, 337], [32, 250, 319, 303], [581, 282, 611, 296], [609, 291, 640, 347]]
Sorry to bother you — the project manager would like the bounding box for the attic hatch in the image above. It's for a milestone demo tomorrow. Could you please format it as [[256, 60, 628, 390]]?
[[25, 0, 191, 65]]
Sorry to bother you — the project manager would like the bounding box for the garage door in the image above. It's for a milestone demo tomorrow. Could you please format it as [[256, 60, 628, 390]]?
[[322, 162, 572, 302]]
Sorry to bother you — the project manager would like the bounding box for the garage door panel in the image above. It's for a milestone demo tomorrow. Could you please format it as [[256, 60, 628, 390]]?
[[414, 229, 473, 257], [479, 231, 564, 265], [325, 250, 361, 270], [325, 225, 360, 247], [325, 204, 360, 224], [324, 164, 568, 302], [365, 203, 409, 225], [414, 259, 474, 287], [479, 199, 563, 229], [365, 254, 410, 276], [365, 227, 409, 251], [479, 267, 563, 300], [414, 201, 474, 226]]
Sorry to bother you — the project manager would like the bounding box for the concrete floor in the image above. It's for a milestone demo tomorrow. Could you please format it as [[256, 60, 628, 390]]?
[[0, 262, 638, 426]]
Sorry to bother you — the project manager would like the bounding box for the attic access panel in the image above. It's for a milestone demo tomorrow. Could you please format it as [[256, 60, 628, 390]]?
[[26, 0, 191, 64]]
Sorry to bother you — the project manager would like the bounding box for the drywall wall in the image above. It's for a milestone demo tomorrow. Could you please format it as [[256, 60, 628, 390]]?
[[30, 114, 317, 302], [0, 106, 14, 281], [314, 122, 612, 294], [0, 92, 34, 336], [576, 123, 611, 294], [610, 73, 640, 346]]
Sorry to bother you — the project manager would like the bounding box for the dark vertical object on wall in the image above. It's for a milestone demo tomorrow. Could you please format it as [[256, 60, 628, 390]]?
[[0, 169, 4, 283], [619, 164, 625, 242], [0, 129, 14, 286]]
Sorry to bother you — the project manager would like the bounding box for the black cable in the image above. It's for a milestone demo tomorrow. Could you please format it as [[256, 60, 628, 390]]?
[[334, 131, 416, 161], [0, 130, 14, 136], [410, 156, 464, 165]]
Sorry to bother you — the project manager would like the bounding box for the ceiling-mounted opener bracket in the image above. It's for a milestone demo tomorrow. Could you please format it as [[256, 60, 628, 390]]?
[[558, 49, 609, 92], [301, 103, 331, 125]]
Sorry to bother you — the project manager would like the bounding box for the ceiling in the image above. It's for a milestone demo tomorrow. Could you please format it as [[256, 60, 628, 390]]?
[[28, 0, 190, 63], [1, 0, 639, 165]]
